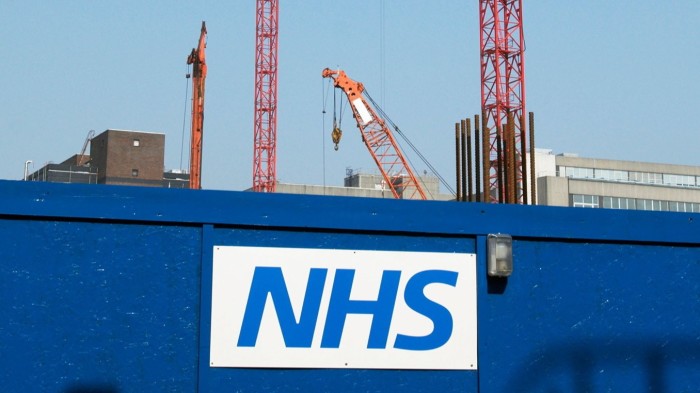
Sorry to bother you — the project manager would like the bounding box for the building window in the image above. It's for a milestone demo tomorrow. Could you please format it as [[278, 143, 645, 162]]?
[[629, 171, 663, 184], [566, 166, 697, 189], [667, 201, 700, 213], [132, 169, 139, 177], [636, 199, 652, 211], [572, 194, 599, 208], [669, 201, 686, 212], [653, 200, 668, 211], [595, 169, 629, 182], [565, 167, 594, 179], [598, 198, 699, 213], [603, 196, 636, 210], [133, 139, 140, 147], [663, 174, 696, 188], [636, 199, 668, 212]]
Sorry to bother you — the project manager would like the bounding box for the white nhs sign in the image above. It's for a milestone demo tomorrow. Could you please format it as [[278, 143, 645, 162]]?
[[210, 246, 477, 370]]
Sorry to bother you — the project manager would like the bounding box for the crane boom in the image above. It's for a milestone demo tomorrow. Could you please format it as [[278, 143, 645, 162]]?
[[187, 21, 207, 189], [322, 68, 427, 200]]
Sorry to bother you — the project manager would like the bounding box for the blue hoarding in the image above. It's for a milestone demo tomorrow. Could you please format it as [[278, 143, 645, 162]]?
[[0, 180, 697, 392]]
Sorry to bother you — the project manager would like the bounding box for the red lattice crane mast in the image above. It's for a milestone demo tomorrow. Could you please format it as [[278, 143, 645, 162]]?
[[322, 68, 427, 200], [480, 0, 527, 203], [252, 0, 279, 192], [187, 21, 207, 189]]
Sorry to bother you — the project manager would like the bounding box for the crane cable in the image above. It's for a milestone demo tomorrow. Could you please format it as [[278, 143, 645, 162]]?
[[331, 84, 344, 151], [321, 77, 333, 190], [380, 0, 386, 108], [365, 89, 456, 197]]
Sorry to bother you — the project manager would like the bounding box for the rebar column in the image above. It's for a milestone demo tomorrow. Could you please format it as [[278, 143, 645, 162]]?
[[519, 113, 528, 204], [466, 119, 473, 201], [481, 110, 491, 202], [474, 114, 481, 202], [461, 120, 468, 202], [455, 122, 462, 202], [529, 111, 537, 205]]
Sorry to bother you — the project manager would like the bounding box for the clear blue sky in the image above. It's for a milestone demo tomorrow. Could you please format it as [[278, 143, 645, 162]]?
[[1, 1, 698, 191]]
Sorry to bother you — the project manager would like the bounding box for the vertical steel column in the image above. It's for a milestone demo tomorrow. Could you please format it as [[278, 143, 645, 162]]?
[[461, 119, 468, 202], [508, 118, 517, 203], [529, 112, 537, 205], [496, 125, 504, 203], [519, 113, 528, 204], [503, 122, 510, 203], [455, 122, 462, 202], [481, 111, 491, 202], [474, 114, 481, 202], [466, 119, 473, 201], [252, 0, 279, 192]]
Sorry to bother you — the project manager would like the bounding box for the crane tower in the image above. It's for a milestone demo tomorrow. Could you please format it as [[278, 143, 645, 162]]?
[[252, 0, 279, 192], [480, 0, 527, 203]]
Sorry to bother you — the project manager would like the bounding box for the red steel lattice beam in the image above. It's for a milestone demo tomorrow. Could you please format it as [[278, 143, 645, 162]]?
[[480, 0, 526, 203], [252, 0, 279, 192]]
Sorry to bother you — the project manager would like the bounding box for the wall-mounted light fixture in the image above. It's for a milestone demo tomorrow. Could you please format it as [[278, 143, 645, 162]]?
[[487, 233, 513, 277]]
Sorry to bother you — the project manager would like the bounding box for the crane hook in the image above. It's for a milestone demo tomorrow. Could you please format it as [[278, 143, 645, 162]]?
[[331, 126, 342, 151]]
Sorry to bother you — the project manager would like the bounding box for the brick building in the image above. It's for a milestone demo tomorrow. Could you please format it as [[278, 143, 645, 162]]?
[[27, 129, 188, 188]]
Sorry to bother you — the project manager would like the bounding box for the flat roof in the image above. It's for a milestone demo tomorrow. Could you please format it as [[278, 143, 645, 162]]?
[[102, 128, 165, 136]]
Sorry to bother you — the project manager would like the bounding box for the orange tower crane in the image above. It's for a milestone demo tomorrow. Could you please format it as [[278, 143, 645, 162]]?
[[322, 68, 427, 200], [187, 21, 207, 189]]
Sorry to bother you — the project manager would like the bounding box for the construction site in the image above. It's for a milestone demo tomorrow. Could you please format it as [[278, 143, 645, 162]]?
[[20, 2, 700, 211], [2, 1, 699, 392]]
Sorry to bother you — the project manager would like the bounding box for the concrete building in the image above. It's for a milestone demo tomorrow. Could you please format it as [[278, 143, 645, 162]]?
[[276, 182, 394, 199], [163, 170, 190, 189], [534, 149, 700, 213], [27, 129, 700, 209], [276, 149, 700, 211], [26, 154, 99, 184], [276, 168, 453, 200], [28, 129, 189, 188]]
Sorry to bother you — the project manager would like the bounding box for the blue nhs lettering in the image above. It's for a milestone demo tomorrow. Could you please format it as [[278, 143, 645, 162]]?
[[237, 267, 458, 350]]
